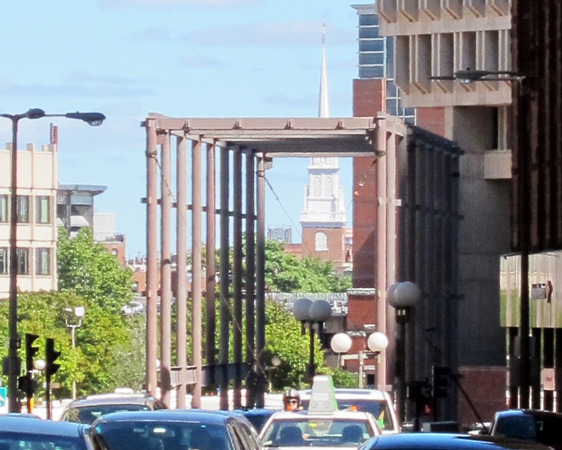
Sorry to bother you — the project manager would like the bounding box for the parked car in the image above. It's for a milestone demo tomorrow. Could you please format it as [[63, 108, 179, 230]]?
[[121, 300, 145, 316], [359, 433, 552, 450], [299, 388, 400, 434], [89, 409, 262, 450], [486, 409, 562, 449], [234, 408, 277, 433], [0, 414, 91, 450], [60, 391, 167, 424]]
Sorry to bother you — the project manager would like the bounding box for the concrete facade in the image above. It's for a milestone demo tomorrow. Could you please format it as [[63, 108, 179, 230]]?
[[376, 0, 513, 423], [0, 143, 58, 298]]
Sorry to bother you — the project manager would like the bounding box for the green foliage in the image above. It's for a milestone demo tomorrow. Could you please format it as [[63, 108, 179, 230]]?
[[264, 240, 351, 293], [57, 227, 133, 313], [330, 368, 359, 388], [264, 301, 326, 390]]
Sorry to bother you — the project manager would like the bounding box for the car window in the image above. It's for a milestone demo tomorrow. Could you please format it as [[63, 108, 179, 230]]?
[[230, 423, 260, 450], [67, 405, 151, 424], [261, 419, 374, 447], [495, 416, 536, 440], [0, 433, 85, 450], [300, 399, 392, 432], [94, 421, 232, 450]]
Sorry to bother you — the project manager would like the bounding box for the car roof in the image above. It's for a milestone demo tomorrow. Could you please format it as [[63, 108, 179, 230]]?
[[269, 410, 374, 420], [92, 409, 243, 425], [495, 409, 562, 419], [299, 388, 387, 401], [235, 408, 277, 417], [366, 433, 551, 449], [66, 393, 155, 407], [0, 415, 88, 437]]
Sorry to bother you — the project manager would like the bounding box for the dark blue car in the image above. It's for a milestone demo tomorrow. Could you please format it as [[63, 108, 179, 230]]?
[[234, 409, 276, 433], [0, 414, 91, 450]]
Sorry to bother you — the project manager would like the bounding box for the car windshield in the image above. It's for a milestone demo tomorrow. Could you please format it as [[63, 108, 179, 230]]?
[[0, 432, 85, 450], [65, 405, 151, 424], [300, 399, 391, 431], [261, 418, 374, 447], [94, 422, 232, 450]]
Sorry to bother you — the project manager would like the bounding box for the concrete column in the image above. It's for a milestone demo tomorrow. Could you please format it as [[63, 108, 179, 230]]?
[[205, 143, 217, 384], [145, 118, 158, 395], [245, 151, 256, 407], [176, 134, 187, 409], [160, 131, 172, 406], [375, 114, 388, 390], [219, 146, 230, 410], [255, 155, 266, 408], [233, 147, 243, 408], [191, 138, 203, 408]]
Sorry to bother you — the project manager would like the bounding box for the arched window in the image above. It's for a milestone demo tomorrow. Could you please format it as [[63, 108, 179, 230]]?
[[315, 232, 328, 251]]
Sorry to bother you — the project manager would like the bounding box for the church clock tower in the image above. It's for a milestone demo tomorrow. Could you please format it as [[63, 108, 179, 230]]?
[[300, 25, 347, 268]]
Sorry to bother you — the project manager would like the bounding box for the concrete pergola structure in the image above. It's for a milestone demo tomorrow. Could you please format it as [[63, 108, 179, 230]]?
[[142, 114, 384, 410]]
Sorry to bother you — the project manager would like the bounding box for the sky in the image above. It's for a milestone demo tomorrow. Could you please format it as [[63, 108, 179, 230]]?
[[0, 0, 362, 256]]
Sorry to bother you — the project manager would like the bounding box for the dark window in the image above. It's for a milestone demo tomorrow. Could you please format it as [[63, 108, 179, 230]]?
[[17, 196, 29, 223], [359, 27, 380, 40], [359, 39, 384, 52], [0, 195, 7, 222], [0, 248, 7, 274], [36, 248, 51, 275], [359, 14, 378, 26], [36, 196, 50, 224], [359, 52, 385, 66], [17, 248, 29, 275], [359, 66, 384, 79]]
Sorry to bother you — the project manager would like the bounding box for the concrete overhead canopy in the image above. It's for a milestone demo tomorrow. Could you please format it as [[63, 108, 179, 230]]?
[[145, 115, 380, 157]]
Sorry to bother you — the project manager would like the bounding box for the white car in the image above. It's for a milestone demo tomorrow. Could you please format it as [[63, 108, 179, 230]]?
[[260, 410, 381, 449], [299, 388, 400, 434], [260, 376, 382, 450], [121, 300, 145, 316]]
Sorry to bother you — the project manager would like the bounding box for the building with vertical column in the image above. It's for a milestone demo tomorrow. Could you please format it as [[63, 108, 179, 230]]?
[[0, 142, 58, 298], [300, 26, 348, 271], [375, 0, 513, 424]]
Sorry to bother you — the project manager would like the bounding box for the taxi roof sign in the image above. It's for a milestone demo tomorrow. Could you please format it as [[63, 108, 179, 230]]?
[[307, 375, 338, 414]]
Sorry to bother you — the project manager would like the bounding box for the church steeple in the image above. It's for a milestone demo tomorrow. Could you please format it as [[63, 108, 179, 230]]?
[[300, 24, 346, 229], [319, 23, 329, 119]]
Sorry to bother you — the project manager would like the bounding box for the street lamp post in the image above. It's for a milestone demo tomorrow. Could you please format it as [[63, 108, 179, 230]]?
[[330, 331, 388, 388], [387, 281, 420, 426], [65, 306, 85, 399], [293, 299, 332, 385], [0, 109, 105, 412]]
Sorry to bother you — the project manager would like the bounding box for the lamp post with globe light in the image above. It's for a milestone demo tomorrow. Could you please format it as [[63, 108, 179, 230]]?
[[293, 298, 332, 385], [330, 331, 388, 388], [387, 281, 420, 425]]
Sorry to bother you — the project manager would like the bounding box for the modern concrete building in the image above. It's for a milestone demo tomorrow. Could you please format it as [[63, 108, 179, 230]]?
[[0, 142, 58, 298], [56, 184, 106, 237], [376, 0, 513, 423], [352, 3, 415, 123]]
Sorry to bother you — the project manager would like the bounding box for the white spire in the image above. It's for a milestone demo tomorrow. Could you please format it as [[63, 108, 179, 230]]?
[[319, 23, 329, 118]]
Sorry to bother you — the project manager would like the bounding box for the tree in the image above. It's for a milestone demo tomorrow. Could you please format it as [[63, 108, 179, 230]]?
[[264, 240, 351, 293], [57, 227, 133, 313]]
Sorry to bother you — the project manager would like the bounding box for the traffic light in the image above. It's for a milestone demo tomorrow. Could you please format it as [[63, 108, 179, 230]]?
[[432, 365, 451, 398], [45, 338, 61, 378], [25, 333, 39, 373], [18, 374, 37, 396]]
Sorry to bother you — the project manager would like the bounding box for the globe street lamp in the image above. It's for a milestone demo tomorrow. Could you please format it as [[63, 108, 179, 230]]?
[[293, 298, 332, 385], [387, 281, 420, 426], [330, 331, 388, 388], [0, 109, 105, 412], [65, 306, 85, 399]]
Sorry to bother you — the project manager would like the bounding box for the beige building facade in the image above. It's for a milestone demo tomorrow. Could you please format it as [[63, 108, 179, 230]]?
[[377, 0, 514, 423], [0, 142, 58, 298]]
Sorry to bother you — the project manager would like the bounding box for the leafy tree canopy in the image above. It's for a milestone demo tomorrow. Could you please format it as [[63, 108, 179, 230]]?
[[57, 227, 133, 313], [264, 240, 351, 293]]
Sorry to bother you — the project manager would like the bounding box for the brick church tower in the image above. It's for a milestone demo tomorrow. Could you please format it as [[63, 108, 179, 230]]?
[[300, 25, 347, 270]]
